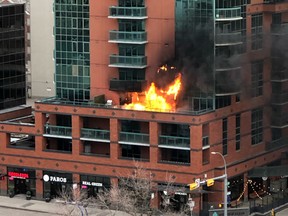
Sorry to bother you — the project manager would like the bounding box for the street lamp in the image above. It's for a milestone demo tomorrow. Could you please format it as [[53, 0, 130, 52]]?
[[211, 151, 228, 216]]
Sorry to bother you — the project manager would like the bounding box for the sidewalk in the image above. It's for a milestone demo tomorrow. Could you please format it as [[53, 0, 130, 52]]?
[[1, 194, 288, 216], [0, 195, 130, 216]]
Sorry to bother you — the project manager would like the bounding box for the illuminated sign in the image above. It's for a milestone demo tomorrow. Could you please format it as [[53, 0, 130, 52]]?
[[82, 181, 103, 187], [43, 174, 67, 183], [8, 171, 29, 179]]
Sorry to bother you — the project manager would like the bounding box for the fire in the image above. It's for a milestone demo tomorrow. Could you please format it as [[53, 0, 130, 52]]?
[[157, 64, 176, 73], [124, 73, 182, 112]]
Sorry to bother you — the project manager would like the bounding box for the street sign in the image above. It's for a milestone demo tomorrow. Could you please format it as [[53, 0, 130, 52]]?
[[195, 178, 200, 187]]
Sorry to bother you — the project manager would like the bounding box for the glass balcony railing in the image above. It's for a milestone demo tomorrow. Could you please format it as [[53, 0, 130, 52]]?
[[271, 92, 288, 104], [215, 7, 242, 20], [119, 132, 149, 144], [109, 31, 147, 44], [109, 79, 147, 92], [271, 69, 288, 81], [44, 125, 72, 137], [266, 137, 288, 151], [81, 128, 110, 140], [109, 6, 147, 19], [271, 23, 288, 35], [271, 114, 288, 127], [215, 32, 242, 45], [158, 135, 190, 149], [109, 55, 147, 68]]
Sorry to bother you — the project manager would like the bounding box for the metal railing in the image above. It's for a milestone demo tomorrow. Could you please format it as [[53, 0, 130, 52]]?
[[119, 131, 149, 144], [81, 128, 110, 140], [158, 135, 190, 148], [271, 23, 288, 35], [109, 31, 147, 43], [109, 6, 147, 18], [109, 55, 147, 68], [271, 92, 288, 104], [266, 137, 288, 151], [44, 125, 72, 137], [250, 192, 288, 214], [215, 7, 242, 20], [215, 32, 242, 45]]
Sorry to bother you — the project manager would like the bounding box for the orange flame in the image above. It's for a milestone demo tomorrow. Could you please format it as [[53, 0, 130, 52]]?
[[124, 73, 182, 112]]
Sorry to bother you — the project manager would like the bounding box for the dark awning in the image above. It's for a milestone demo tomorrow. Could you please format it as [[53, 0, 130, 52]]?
[[248, 165, 288, 177]]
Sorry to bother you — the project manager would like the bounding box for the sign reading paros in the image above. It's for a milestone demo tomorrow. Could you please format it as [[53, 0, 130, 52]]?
[[43, 174, 67, 183]]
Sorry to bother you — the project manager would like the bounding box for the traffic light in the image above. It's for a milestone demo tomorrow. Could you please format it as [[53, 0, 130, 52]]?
[[206, 179, 214, 187], [189, 182, 198, 191]]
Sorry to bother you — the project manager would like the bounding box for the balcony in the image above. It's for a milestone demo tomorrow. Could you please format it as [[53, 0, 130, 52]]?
[[215, 68, 241, 95], [81, 128, 110, 142], [271, 114, 288, 128], [44, 125, 72, 138], [119, 132, 149, 145], [108, 6, 147, 19], [215, 32, 242, 46], [215, 7, 242, 21], [271, 23, 288, 35], [109, 79, 147, 92], [158, 135, 190, 150], [109, 31, 147, 44], [109, 55, 147, 69], [271, 69, 288, 82], [266, 137, 288, 151], [271, 92, 288, 104]]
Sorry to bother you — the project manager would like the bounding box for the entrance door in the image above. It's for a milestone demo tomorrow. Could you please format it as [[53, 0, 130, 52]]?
[[14, 179, 27, 194], [50, 182, 66, 198]]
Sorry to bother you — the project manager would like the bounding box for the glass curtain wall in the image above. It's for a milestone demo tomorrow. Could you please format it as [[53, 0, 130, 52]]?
[[175, 0, 214, 112], [0, 4, 26, 109], [54, 0, 90, 101]]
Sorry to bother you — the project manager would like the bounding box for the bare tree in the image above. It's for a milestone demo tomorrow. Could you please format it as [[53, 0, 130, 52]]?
[[58, 184, 90, 216], [95, 161, 190, 216]]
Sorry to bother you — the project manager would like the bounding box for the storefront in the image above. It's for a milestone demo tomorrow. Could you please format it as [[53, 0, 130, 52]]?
[[158, 183, 189, 211], [7, 167, 36, 197], [43, 171, 72, 199], [80, 174, 110, 197]]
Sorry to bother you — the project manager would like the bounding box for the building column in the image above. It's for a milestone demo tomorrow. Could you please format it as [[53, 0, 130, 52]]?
[[0, 132, 9, 150], [73, 173, 80, 185], [34, 112, 46, 134], [72, 115, 82, 138], [149, 122, 159, 164], [244, 172, 249, 202], [0, 165, 7, 195], [35, 136, 46, 153], [110, 119, 120, 161], [190, 125, 202, 169], [36, 169, 43, 199], [72, 115, 83, 155]]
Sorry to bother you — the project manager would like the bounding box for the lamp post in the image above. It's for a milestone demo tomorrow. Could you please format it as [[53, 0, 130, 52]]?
[[211, 151, 227, 216]]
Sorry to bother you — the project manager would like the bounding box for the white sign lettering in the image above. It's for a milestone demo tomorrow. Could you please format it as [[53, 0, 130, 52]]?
[[82, 181, 102, 187], [43, 174, 67, 183]]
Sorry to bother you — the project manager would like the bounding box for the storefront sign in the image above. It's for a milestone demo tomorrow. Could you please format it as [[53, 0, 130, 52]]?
[[8, 171, 29, 179], [82, 181, 102, 187], [43, 174, 67, 183]]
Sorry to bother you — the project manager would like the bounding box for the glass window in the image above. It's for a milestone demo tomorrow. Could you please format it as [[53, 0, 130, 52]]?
[[251, 60, 263, 97], [251, 108, 263, 145]]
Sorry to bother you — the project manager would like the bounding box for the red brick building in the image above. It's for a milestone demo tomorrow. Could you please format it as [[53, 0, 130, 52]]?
[[0, 0, 288, 215]]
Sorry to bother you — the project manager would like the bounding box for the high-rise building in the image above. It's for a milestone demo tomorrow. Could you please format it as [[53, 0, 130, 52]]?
[[0, 0, 288, 215], [0, 2, 26, 109]]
